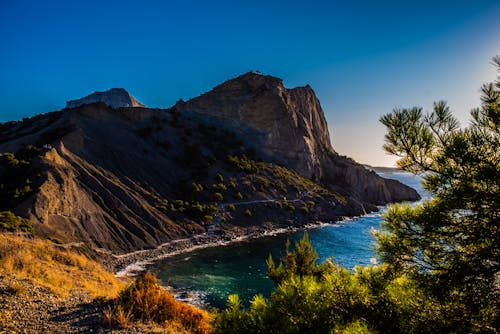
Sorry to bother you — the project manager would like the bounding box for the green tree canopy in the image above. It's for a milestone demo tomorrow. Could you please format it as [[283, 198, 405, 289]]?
[[377, 56, 500, 332]]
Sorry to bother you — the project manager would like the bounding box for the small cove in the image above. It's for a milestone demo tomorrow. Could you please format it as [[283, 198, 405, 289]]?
[[147, 172, 427, 308]]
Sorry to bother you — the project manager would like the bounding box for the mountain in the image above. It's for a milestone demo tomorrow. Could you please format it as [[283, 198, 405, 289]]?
[[175, 72, 330, 179], [176, 72, 418, 207], [66, 88, 145, 109], [0, 73, 419, 256]]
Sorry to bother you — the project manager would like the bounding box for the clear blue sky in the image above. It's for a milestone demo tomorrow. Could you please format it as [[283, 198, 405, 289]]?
[[1, 0, 499, 166]]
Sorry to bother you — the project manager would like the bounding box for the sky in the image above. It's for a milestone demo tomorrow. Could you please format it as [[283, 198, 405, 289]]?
[[1, 0, 499, 166]]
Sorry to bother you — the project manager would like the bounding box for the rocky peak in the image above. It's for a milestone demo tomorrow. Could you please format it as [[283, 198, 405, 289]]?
[[174, 72, 419, 207], [175, 72, 333, 178], [66, 88, 145, 109]]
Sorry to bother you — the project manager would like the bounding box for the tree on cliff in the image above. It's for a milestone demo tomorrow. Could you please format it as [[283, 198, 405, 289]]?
[[377, 55, 500, 332]]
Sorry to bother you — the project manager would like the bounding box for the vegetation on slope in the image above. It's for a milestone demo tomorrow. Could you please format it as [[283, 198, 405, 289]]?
[[144, 117, 345, 226], [0, 145, 45, 234], [0, 145, 42, 206]]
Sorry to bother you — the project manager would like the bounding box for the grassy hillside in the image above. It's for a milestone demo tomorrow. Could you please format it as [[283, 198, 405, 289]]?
[[0, 234, 123, 298], [0, 234, 211, 333]]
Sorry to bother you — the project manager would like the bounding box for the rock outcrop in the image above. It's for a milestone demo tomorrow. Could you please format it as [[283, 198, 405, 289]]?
[[66, 88, 145, 109], [176, 72, 419, 209], [175, 72, 331, 179]]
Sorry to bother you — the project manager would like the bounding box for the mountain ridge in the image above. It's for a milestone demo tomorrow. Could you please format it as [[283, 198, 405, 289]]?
[[0, 73, 420, 259]]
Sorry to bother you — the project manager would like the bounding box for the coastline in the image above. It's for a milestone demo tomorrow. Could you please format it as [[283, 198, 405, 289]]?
[[112, 216, 356, 277], [110, 169, 424, 278]]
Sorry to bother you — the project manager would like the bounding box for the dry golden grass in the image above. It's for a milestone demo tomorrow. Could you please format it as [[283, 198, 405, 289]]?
[[0, 234, 124, 298], [107, 273, 211, 334]]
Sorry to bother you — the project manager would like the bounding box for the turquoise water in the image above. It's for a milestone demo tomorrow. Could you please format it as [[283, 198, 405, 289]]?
[[149, 172, 427, 308]]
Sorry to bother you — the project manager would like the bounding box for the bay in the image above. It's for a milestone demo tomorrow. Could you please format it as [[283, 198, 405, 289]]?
[[148, 171, 427, 308]]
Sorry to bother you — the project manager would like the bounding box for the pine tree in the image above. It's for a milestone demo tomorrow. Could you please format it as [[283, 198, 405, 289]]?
[[377, 56, 500, 332]]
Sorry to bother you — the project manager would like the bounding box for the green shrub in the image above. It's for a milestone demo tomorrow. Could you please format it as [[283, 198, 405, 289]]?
[[212, 183, 227, 192], [255, 176, 269, 190], [227, 155, 258, 172], [227, 204, 236, 212], [214, 234, 449, 333], [235, 192, 243, 200], [192, 182, 204, 193], [276, 181, 287, 193], [244, 209, 252, 217], [0, 211, 33, 234], [0, 149, 40, 210]]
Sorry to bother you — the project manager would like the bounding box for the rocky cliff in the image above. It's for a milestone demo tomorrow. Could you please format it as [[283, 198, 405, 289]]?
[[176, 72, 331, 179], [66, 88, 145, 109], [0, 74, 419, 256], [176, 72, 419, 209]]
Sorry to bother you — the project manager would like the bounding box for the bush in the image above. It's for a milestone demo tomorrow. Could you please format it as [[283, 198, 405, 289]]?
[[227, 204, 236, 212], [255, 176, 269, 190], [214, 234, 448, 333], [244, 209, 252, 217], [227, 155, 258, 172], [191, 182, 204, 193], [110, 273, 210, 333], [212, 183, 227, 192], [276, 180, 287, 193], [0, 149, 40, 210], [0, 211, 33, 234], [216, 172, 224, 182]]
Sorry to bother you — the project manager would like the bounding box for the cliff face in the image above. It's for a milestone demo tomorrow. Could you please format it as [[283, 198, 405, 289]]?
[[176, 72, 419, 208], [66, 88, 145, 109], [176, 73, 332, 179]]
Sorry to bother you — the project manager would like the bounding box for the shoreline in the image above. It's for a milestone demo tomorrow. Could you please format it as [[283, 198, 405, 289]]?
[[112, 216, 361, 277]]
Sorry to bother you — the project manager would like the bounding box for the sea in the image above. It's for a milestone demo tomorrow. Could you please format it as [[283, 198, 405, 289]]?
[[147, 172, 428, 309]]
